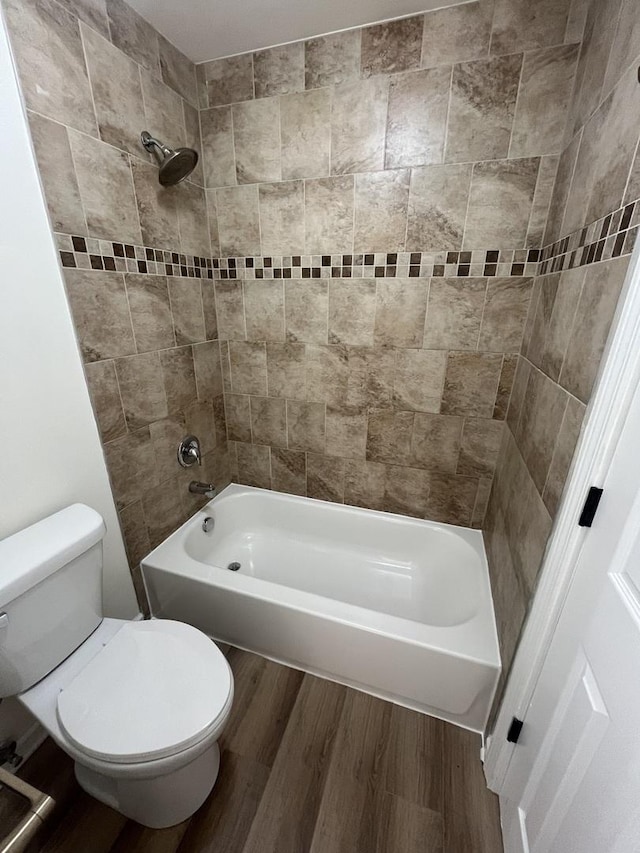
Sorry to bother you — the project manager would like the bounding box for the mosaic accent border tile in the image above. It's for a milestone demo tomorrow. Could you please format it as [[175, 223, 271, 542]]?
[[55, 197, 640, 284]]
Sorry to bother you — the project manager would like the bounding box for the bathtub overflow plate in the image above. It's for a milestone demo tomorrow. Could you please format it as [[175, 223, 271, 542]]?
[[227, 561, 241, 572]]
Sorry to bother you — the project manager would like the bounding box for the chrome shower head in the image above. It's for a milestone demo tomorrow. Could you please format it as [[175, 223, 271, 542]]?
[[140, 131, 198, 186]]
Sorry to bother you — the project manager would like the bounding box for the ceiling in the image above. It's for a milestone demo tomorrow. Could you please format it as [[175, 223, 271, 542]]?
[[126, 0, 472, 63]]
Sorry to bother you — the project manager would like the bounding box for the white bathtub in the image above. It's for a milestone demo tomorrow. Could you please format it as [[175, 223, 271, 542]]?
[[141, 485, 501, 732]]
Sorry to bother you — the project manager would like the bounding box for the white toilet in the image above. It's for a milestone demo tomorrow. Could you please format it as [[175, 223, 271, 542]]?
[[0, 503, 234, 828]]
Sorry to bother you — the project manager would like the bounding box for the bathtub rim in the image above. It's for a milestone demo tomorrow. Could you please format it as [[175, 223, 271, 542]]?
[[141, 485, 501, 670]]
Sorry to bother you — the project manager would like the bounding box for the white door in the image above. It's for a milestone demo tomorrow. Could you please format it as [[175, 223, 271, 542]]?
[[499, 376, 640, 853]]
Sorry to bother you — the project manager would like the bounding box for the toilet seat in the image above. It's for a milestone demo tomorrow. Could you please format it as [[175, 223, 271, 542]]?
[[56, 620, 232, 765]]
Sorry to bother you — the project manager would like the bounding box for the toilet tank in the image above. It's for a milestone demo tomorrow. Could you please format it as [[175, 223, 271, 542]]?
[[0, 504, 105, 698]]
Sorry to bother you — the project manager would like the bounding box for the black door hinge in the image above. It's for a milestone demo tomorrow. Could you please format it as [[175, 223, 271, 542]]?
[[578, 487, 604, 528], [507, 717, 524, 744]]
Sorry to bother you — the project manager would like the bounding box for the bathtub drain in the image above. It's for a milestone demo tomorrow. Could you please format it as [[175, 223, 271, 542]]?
[[227, 561, 241, 571]]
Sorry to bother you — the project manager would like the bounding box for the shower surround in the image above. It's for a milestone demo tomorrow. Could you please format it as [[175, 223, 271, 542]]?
[[4, 0, 640, 704]]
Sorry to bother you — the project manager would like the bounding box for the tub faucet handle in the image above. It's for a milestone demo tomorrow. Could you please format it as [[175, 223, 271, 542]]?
[[178, 435, 201, 468]]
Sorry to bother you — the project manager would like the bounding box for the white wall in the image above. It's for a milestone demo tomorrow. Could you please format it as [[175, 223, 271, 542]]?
[[0, 10, 138, 745]]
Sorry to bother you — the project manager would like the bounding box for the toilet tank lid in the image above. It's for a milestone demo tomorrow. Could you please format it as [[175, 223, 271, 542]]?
[[0, 504, 105, 609]]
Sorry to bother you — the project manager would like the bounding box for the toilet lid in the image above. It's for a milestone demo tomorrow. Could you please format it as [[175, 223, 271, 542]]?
[[56, 620, 233, 764]]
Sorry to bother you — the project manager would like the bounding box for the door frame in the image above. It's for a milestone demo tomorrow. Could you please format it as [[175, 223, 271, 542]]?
[[485, 237, 640, 794]]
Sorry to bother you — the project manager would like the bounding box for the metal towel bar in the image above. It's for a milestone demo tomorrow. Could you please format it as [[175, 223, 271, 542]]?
[[0, 767, 55, 853]]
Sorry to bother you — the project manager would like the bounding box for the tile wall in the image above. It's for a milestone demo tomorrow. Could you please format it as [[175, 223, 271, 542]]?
[[2, 0, 229, 609], [484, 0, 640, 714]]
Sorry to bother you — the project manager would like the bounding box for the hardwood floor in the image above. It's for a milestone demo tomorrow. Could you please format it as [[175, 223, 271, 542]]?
[[11, 648, 503, 853]]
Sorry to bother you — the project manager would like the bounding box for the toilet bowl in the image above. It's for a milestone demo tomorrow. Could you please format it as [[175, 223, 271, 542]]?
[[0, 504, 234, 828]]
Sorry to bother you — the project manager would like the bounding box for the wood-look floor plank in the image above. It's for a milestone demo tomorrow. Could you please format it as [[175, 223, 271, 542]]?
[[108, 818, 189, 852], [175, 751, 270, 853], [38, 791, 127, 853], [443, 725, 503, 853], [377, 790, 444, 853], [384, 702, 446, 812], [241, 674, 346, 853], [222, 648, 304, 767], [309, 690, 392, 853]]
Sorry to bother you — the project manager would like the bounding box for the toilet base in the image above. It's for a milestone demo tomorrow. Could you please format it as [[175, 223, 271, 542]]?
[[74, 740, 221, 828]]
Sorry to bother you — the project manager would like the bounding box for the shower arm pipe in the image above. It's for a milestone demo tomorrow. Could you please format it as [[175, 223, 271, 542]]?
[[140, 131, 171, 158]]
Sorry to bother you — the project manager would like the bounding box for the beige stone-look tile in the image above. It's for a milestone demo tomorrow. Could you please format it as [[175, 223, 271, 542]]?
[[307, 453, 345, 503], [81, 24, 144, 156], [144, 476, 188, 548], [506, 356, 531, 435], [233, 97, 281, 184], [168, 277, 206, 344], [394, 350, 447, 413], [229, 341, 267, 395], [214, 280, 246, 341], [158, 34, 197, 105], [541, 268, 584, 382], [205, 190, 220, 256], [285, 280, 329, 345], [85, 360, 127, 441], [119, 501, 151, 575], [225, 393, 251, 442], [193, 340, 222, 401], [266, 342, 306, 399], [200, 106, 236, 188], [4, 0, 97, 135], [383, 465, 430, 517], [54, 0, 109, 36], [258, 182, 305, 255], [385, 67, 450, 169], [244, 281, 285, 342], [140, 68, 185, 151], [69, 131, 141, 244], [346, 347, 396, 411], [543, 132, 580, 245], [236, 442, 271, 489], [442, 352, 504, 418], [250, 396, 287, 447], [148, 413, 187, 481], [304, 176, 354, 253], [331, 78, 388, 174], [510, 45, 579, 158], [183, 399, 217, 452], [27, 112, 86, 234], [423, 277, 486, 350], [344, 458, 386, 510], [463, 158, 539, 249], [254, 42, 304, 98], [366, 410, 414, 465], [490, 0, 571, 54], [306, 345, 349, 406], [421, 1, 493, 69], [411, 413, 463, 472], [472, 476, 493, 528], [115, 352, 168, 429], [328, 279, 376, 346], [458, 418, 503, 477], [280, 88, 331, 180], [560, 256, 629, 403], [201, 54, 254, 108], [425, 473, 478, 525], [354, 171, 410, 252], [271, 448, 306, 495], [125, 273, 175, 352], [183, 101, 204, 186], [160, 346, 197, 412], [446, 54, 522, 163], [603, 0, 640, 95], [526, 155, 559, 248], [130, 159, 179, 249], [64, 269, 135, 362], [543, 396, 585, 517], [216, 185, 261, 256], [325, 407, 368, 459], [517, 368, 569, 493], [361, 16, 423, 77], [374, 279, 428, 347], [565, 0, 590, 43], [479, 277, 533, 352], [406, 164, 472, 250], [494, 354, 517, 421], [175, 181, 210, 257], [104, 427, 158, 510], [305, 30, 360, 88], [106, 0, 160, 74], [287, 400, 325, 453]]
